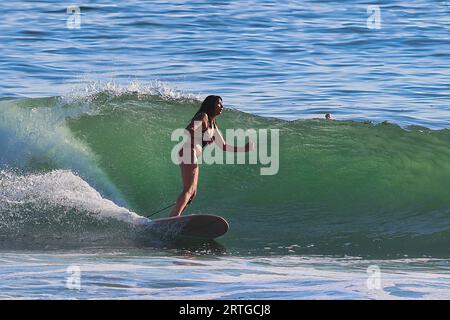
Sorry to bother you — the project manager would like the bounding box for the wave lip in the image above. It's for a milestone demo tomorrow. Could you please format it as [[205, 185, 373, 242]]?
[[62, 79, 202, 104]]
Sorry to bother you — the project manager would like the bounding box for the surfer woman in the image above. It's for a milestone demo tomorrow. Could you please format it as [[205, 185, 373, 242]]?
[[170, 95, 254, 217]]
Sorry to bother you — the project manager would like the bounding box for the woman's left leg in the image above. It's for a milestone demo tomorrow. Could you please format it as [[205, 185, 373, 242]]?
[[170, 162, 199, 217]]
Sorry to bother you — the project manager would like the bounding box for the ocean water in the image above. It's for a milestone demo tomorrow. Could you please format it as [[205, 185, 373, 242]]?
[[0, 0, 450, 299]]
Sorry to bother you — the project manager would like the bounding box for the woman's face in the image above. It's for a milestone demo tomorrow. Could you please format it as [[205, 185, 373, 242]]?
[[214, 98, 223, 116]]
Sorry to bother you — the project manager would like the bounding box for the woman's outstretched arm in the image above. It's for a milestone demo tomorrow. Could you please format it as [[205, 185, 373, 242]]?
[[213, 125, 254, 152]]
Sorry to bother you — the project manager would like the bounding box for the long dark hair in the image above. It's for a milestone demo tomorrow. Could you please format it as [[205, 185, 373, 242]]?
[[192, 95, 222, 124]]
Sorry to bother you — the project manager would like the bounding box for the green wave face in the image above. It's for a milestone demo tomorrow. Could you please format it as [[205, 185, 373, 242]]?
[[1, 94, 450, 256]]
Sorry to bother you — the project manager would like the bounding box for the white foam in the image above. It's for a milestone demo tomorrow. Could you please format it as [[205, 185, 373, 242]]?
[[0, 170, 148, 225], [0, 98, 126, 205], [62, 78, 202, 104]]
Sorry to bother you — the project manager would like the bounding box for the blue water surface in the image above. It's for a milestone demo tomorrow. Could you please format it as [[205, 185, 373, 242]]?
[[1, 0, 449, 127]]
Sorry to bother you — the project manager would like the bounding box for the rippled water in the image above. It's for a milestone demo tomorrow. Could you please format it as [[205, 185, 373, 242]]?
[[1, 0, 449, 127]]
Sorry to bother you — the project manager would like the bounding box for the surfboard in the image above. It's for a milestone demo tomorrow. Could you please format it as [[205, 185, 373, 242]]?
[[148, 214, 229, 240]]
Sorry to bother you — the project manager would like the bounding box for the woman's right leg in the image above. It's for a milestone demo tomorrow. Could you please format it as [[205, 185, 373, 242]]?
[[170, 163, 199, 217]]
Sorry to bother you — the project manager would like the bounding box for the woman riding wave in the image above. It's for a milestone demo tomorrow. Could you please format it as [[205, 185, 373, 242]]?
[[170, 95, 254, 217]]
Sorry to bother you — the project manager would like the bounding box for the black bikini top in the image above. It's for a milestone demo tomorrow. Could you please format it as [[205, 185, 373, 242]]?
[[192, 112, 216, 149]]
